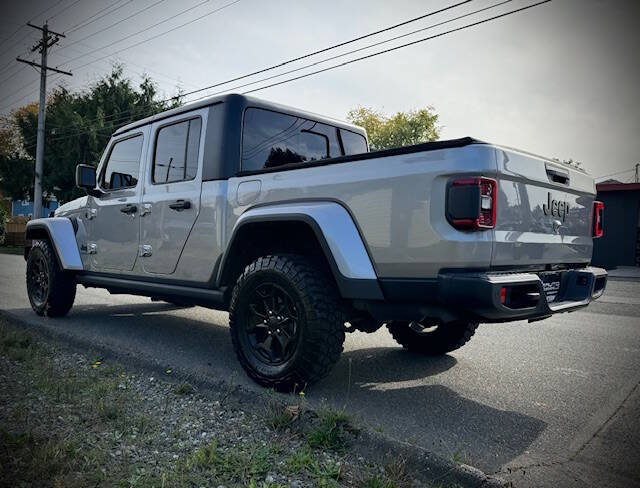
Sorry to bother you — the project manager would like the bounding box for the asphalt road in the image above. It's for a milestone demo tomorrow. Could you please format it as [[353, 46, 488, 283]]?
[[1, 253, 639, 487]]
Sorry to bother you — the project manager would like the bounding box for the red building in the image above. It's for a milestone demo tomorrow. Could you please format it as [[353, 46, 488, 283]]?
[[592, 182, 640, 269]]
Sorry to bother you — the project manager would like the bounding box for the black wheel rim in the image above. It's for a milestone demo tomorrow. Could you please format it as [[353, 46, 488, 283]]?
[[28, 254, 49, 307], [244, 282, 300, 366]]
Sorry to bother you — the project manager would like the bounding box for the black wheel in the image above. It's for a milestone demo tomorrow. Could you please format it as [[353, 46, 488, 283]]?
[[26, 240, 76, 317], [229, 255, 345, 391], [386, 320, 478, 355]]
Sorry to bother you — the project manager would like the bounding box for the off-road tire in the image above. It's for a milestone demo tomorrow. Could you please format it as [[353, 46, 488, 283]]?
[[26, 239, 76, 317], [229, 255, 345, 391], [386, 320, 478, 355]]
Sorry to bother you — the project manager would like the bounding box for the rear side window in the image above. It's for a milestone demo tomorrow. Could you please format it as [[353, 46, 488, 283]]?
[[101, 135, 143, 190], [153, 118, 201, 184], [242, 108, 343, 171], [340, 128, 367, 155]]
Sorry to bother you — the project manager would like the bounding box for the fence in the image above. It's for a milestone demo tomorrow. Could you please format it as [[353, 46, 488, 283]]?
[[4, 217, 28, 247]]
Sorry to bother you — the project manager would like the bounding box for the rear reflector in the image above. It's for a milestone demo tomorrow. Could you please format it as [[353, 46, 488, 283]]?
[[447, 177, 497, 230], [593, 201, 604, 238]]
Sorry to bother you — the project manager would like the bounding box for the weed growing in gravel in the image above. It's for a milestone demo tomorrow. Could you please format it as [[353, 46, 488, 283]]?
[[284, 447, 341, 480], [357, 454, 410, 488], [306, 407, 353, 452], [186, 439, 272, 483], [263, 389, 306, 432], [1, 329, 37, 362], [174, 382, 195, 395]]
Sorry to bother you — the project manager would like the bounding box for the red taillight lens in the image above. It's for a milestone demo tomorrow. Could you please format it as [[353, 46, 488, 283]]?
[[593, 201, 604, 238], [448, 177, 497, 230]]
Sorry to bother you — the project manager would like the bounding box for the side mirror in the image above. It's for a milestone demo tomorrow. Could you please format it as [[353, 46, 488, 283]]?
[[75, 164, 99, 196]]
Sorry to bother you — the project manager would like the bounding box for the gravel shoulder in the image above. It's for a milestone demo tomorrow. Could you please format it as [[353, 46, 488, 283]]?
[[0, 316, 492, 488]]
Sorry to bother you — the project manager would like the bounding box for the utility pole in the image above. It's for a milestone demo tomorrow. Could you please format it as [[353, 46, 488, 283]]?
[[16, 22, 72, 219]]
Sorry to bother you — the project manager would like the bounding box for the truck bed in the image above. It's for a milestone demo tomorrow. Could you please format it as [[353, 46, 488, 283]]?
[[228, 138, 597, 279]]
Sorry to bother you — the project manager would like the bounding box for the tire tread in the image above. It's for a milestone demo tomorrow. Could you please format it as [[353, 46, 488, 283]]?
[[229, 254, 344, 390]]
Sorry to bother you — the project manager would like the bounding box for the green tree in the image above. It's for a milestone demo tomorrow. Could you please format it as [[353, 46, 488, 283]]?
[[346, 106, 440, 151], [4, 65, 181, 203], [0, 109, 35, 201]]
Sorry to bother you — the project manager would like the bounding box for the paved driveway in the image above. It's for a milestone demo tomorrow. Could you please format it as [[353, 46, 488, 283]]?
[[2, 253, 639, 487]]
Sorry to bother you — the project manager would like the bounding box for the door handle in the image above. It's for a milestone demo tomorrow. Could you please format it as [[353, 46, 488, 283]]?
[[119, 204, 137, 215], [168, 199, 191, 211]]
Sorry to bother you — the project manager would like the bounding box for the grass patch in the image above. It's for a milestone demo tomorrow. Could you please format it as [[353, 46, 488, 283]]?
[[0, 320, 421, 487], [360, 476, 398, 488], [284, 447, 341, 481], [306, 407, 353, 452], [1, 328, 38, 362], [358, 455, 410, 488], [174, 381, 195, 395], [185, 439, 273, 484]]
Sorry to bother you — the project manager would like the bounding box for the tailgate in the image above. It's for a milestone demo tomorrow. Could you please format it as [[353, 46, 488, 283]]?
[[492, 146, 595, 269]]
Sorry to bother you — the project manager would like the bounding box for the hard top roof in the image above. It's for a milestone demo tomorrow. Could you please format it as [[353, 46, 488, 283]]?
[[113, 93, 365, 136]]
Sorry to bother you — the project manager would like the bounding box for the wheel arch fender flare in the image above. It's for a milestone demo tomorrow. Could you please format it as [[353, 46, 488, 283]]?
[[217, 201, 383, 300], [25, 218, 83, 271]]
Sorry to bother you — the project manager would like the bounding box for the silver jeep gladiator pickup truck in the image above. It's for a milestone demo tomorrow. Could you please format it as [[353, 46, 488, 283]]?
[[24, 94, 607, 389]]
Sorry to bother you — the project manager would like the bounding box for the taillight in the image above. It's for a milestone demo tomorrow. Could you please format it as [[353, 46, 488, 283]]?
[[447, 177, 497, 230], [593, 201, 604, 238]]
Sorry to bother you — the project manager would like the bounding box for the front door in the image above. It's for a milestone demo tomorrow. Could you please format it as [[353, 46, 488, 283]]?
[[89, 131, 146, 271], [139, 114, 203, 274]]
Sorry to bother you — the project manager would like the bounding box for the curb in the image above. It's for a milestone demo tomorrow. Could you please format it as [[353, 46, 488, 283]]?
[[0, 308, 507, 488], [353, 429, 507, 487]]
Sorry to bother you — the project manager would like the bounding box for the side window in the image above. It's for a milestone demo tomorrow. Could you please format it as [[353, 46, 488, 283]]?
[[153, 118, 201, 184], [242, 108, 341, 171], [340, 129, 368, 155], [101, 135, 143, 190]]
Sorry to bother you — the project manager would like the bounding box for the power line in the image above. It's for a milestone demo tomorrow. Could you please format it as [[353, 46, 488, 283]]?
[[0, 0, 65, 49], [63, 0, 132, 34], [59, 0, 553, 129], [21, 0, 543, 142], [0, 0, 238, 112], [57, 42, 200, 90], [57, 0, 241, 69], [242, 1, 552, 94], [57, 0, 172, 52], [0, 0, 167, 100], [3, 0, 235, 114], [25, 0, 477, 133], [0, 0, 118, 92], [48, 0, 85, 22], [155, 0, 476, 102], [20, 0, 552, 149], [1, 0, 238, 110], [0, 30, 39, 65], [189, 0, 515, 102]]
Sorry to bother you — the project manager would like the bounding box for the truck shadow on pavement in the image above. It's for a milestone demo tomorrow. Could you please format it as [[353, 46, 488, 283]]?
[[321, 347, 547, 471], [10, 301, 547, 473]]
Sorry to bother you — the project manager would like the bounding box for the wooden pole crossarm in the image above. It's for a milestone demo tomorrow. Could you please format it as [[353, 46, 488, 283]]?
[[16, 57, 72, 76], [26, 22, 66, 38]]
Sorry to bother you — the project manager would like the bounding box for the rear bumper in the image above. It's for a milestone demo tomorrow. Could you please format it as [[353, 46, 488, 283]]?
[[437, 267, 607, 322]]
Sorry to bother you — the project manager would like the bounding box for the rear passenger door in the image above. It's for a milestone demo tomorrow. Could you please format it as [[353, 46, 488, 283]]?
[[139, 112, 204, 275]]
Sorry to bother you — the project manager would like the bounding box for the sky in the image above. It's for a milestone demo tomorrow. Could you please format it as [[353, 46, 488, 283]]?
[[0, 0, 638, 181]]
